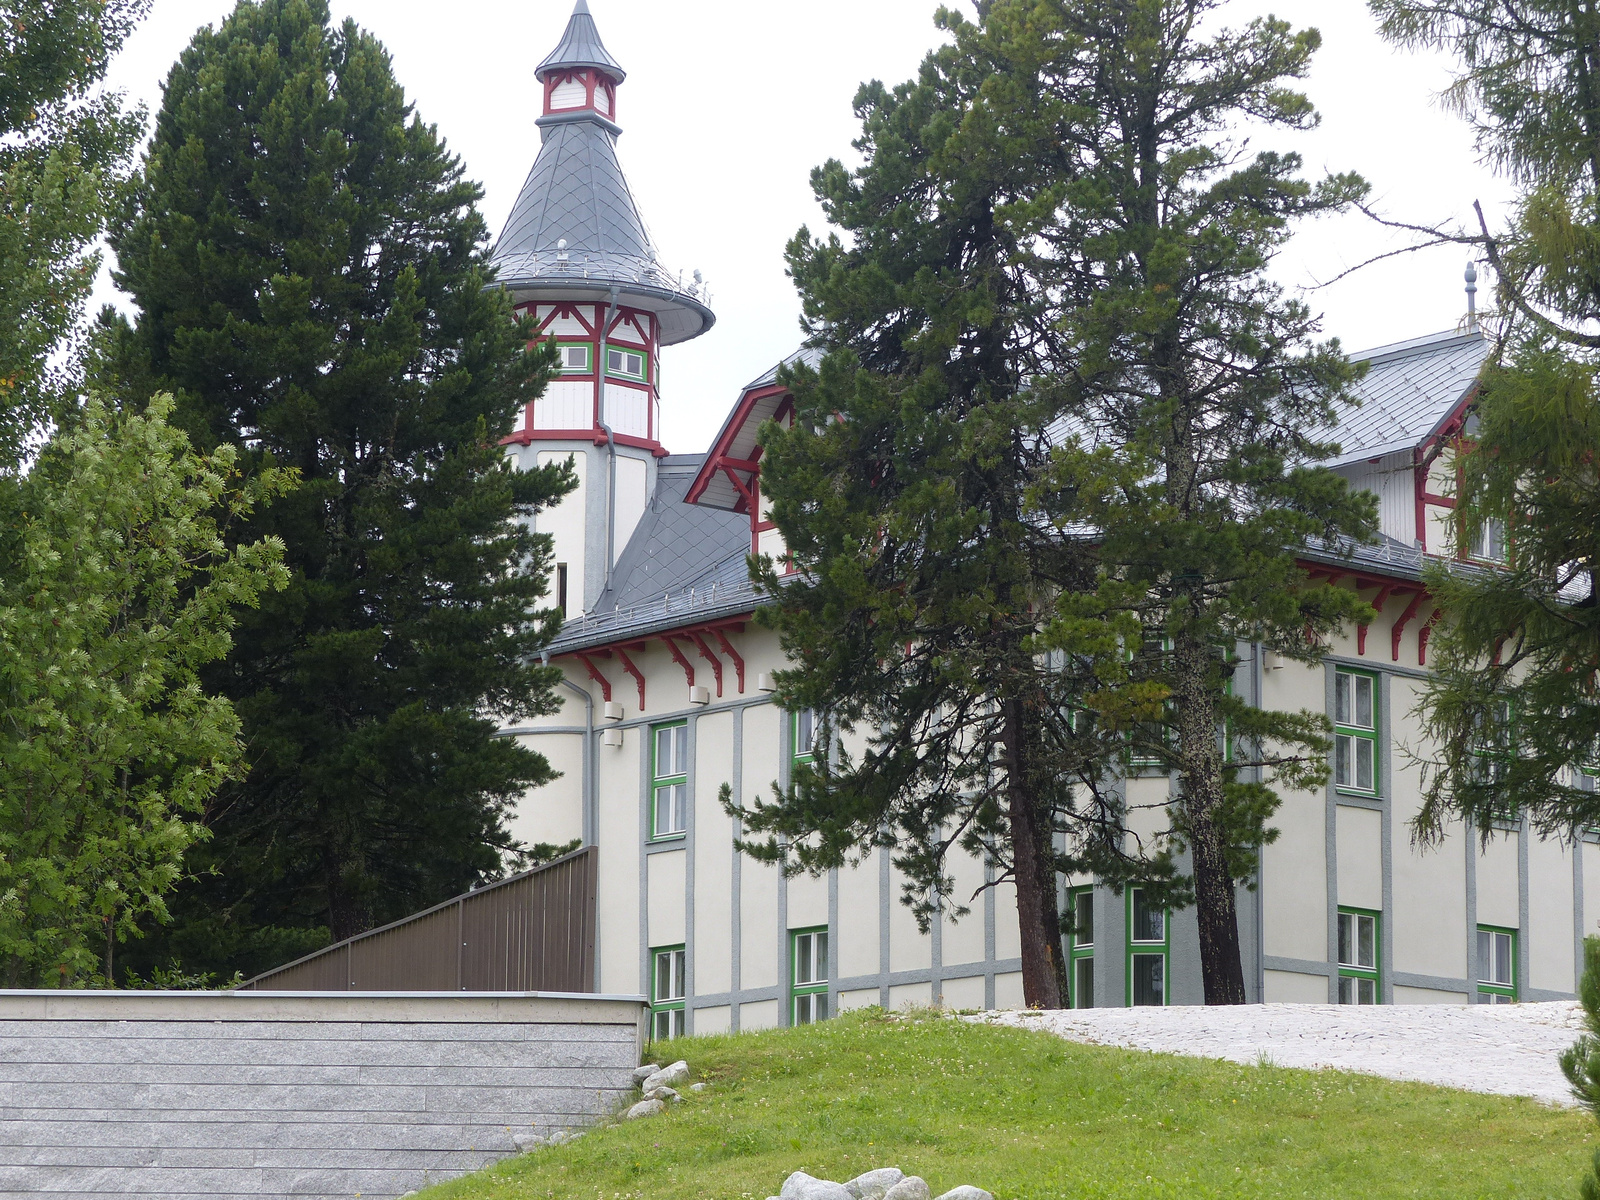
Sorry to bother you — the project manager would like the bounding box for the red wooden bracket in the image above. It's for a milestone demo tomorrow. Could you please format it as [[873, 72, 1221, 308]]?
[[688, 632, 724, 697], [713, 629, 745, 693], [615, 647, 646, 711], [1357, 584, 1396, 656], [1390, 590, 1430, 662], [575, 653, 612, 703], [1418, 607, 1444, 666], [662, 636, 695, 686]]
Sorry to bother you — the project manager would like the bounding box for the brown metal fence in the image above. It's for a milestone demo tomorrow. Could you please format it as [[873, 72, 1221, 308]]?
[[238, 847, 597, 992]]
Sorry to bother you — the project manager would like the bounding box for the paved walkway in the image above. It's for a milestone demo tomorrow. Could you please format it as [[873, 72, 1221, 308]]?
[[972, 1002, 1588, 1105]]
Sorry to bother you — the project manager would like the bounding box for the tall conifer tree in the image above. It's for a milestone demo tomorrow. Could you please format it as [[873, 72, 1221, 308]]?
[[104, 0, 573, 973], [1371, 0, 1600, 844]]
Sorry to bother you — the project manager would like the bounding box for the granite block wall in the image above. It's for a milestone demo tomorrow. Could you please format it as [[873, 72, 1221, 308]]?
[[0, 990, 647, 1200]]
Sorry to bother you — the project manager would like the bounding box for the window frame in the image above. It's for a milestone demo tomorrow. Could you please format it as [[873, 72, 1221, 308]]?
[[1068, 885, 1095, 1009], [555, 341, 593, 375], [792, 708, 819, 767], [650, 720, 689, 841], [1467, 515, 1507, 564], [1332, 668, 1380, 797], [790, 926, 830, 1026], [650, 944, 686, 1040], [1476, 924, 1518, 1002], [605, 345, 649, 382], [1125, 887, 1170, 1007], [1336, 906, 1381, 1005]]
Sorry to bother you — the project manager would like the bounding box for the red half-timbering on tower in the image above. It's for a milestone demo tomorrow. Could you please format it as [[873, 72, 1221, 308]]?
[[490, 0, 712, 459]]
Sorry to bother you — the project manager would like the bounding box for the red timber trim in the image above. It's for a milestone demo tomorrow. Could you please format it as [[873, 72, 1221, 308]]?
[[1390, 590, 1431, 662], [688, 633, 724, 697], [661, 636, 696, 687], [686, 383, 791, 512], [554, 618, 750, 709], [615, 647, 646, 710], [502, 428, 666, 456], [1418, 607, 1444, 666], [713, 629, 746, 693], [542, 68, 618, 119], [575, 653, 612, 703], [1357, 583, 1396, 656]]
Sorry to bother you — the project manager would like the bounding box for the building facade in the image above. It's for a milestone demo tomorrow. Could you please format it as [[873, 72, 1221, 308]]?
[[493, 3, 1598, 1036]]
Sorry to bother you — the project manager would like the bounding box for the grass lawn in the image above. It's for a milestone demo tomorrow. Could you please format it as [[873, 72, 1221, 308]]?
[[420, 1008, 1595, 1200]]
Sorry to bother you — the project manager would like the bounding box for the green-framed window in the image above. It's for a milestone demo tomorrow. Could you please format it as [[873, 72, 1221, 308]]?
[[1477, 925, 1518, 1002], [1471, 700, 1514, 787], [651, 945, 686, 1039], [651, 721, 688, 839], [556, 342, 592, 374], [792, 709, 819, 766], [1126, 887, 1169, 1007], [790, 927, 829, 1025], [606, 345, 649, 382], [1068, 886, 1095, 1009], [1336, 907, 1380, 1004], [1333, 668, 1379, 794]]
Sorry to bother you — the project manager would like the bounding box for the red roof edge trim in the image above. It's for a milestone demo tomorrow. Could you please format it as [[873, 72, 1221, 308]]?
[[687, 383, 790, 507]]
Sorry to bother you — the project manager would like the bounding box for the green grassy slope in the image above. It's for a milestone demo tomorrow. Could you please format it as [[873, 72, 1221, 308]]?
[[422, 1009, 1594, 1200]]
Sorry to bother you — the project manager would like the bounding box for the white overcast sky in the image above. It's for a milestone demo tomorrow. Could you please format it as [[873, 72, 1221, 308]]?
[[97, 0, 1512, 455]]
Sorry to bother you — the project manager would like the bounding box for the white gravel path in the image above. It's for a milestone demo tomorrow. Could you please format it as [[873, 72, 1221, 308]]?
[[971, 1002, 1589, 1105]]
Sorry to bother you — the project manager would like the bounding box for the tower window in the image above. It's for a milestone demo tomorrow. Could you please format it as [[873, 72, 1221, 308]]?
[[557, 343, 592, 373], [606, 347, 647, 381]]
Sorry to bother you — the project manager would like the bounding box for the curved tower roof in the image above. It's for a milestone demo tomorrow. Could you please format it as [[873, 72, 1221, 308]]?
[[490, 1, 713, 346]]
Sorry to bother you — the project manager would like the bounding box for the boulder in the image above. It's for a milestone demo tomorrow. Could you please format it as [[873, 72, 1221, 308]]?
[[689, 1081, 710, 1093], [511, 1133, 546, 1152], [641, 1059, 690, 1092], [882, 1179, 932, 1200], [624, 1099, 665, 1120], [934, 1190, 994, 1200], [780, 1171, 855, 1200], [845, 1168, 905, 1199], [644, 1086, 681, 1103], [632, 1063, 661, 1085]]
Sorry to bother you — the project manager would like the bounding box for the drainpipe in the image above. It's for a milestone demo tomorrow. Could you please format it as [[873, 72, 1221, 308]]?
[[597, 285, 620, 598], [545, 651, 597, 850]]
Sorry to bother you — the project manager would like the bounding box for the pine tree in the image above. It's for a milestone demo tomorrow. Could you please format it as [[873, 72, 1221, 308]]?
[[0, 0, 147, 462], [1020, 0, 1377, 1004], [1370, 0, 1600, 842], [1564, 937, 1600, 1199], [735, 3, 1172, 1010], [104, 0, 574, 974]]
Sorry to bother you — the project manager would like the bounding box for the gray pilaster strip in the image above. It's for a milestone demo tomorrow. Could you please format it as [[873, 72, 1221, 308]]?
[[1519, 811, 1531, 997], [879, 833, 892, 1008], [1465, 822, 1479, 1002], [829, 867, 840, 1016], [1253, 641, 1267, 1004], [1380, 670, 1395, 1005], [778, 711, 791, 1027], [983, 848, 997, 1011], [1324, 663, 1340, 1003], [1575, 830, 1586, 1002], [731, 707, 743, 1032], [684, 713, 698, 1035], [638, 724, 651, 1005]]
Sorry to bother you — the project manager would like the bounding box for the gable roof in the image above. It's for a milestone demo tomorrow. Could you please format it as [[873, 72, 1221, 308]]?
[[1326, 327, 1490, 465], [687, 347, 823, 511]]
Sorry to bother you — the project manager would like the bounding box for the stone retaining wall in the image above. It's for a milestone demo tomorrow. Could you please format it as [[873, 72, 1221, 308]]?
[[0, 989, 647, 1199]]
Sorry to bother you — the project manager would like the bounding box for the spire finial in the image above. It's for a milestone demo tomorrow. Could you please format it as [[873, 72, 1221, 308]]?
[[1465, 261, 1478, 329]]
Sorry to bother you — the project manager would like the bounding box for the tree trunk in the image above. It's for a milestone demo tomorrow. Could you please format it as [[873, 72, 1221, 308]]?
[[1004, 697, 1069, 1009], [1173, 631, 1249, 1005]]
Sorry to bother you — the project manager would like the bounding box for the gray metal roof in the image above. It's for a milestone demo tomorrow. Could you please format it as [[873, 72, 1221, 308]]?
[[536, 1, 626, 83], [603, 456, 749, 609], [489, 3, 713, 346], [1326, 327, 1489, 466]]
